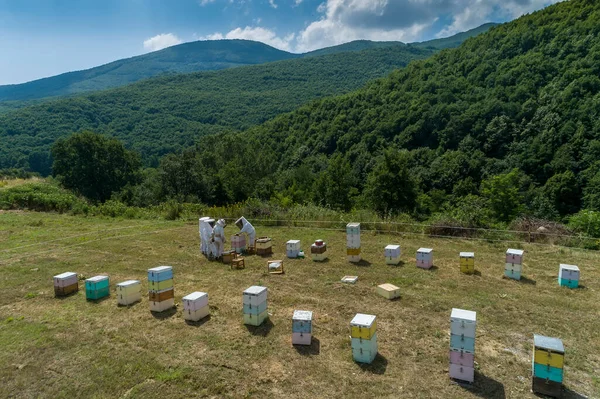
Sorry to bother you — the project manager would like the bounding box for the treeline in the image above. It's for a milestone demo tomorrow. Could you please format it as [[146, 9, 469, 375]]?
[[0, 45, 434, 175]]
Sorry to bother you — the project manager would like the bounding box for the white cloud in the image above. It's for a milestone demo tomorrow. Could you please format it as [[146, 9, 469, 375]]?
[[199, 0, 215, 5], [143, 33, 183, 52], [294, 0, 303, 5], [268, 0, 278, 8], [200, 27, 295, 51]]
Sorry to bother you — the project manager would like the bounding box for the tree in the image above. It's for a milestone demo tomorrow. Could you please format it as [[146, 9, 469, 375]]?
[[363, 150, 418, 216], [312, 154, 356, 211], [480, 169, 525, 222], [51, 131, 141, 202]]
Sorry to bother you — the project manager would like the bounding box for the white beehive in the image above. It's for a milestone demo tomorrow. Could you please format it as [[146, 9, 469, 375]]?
[[385, 245, 401, 265]]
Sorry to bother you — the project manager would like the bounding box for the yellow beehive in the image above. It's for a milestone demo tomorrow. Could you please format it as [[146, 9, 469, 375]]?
[[347, 248, 361, 256], [534, 349, 564, 368], [459, 252, 475, 274], [350, 314, 376, 340]]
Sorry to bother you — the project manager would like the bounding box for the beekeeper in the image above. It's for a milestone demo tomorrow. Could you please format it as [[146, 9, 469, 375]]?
[[199, 217, 211, 255], [235, 216, 256, 249], [211, 219, 227, 259]]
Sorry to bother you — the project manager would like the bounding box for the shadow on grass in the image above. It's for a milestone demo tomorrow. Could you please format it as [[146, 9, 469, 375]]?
[[151, 306, 177, 320], [358, 353, 388, 375], [86, 295, 111, 304], [117, 300, 141, 308], [428, 265, 439, 271], [54, 291, 80, 300], [473, 270, 482, 277], [293, 337, 320, 356], [353, 259, 372, 267], [313, 258, 330, 264], [561, 387, 588, 399], [519, 276, 537, 285], [185, 314, 211, 327], [456, 371, 506, 399], [389, 260, 405, 268], [245, 318, 274, 337]]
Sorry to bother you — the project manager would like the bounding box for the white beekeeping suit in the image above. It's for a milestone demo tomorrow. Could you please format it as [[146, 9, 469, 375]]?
[[199, 217, 211, 255], [212, 219, 227, 259], [235, 216, 256, 248], [206, 219, 216, 259]]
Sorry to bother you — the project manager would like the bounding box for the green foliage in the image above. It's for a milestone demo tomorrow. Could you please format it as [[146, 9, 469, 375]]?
[[0, 181, 85, 212], [480, 169, 524, 222], [51, 131, 141, 203], [312, 154, 357, 211], [364, 150, 418, 216], [569, 210, 600, 238]]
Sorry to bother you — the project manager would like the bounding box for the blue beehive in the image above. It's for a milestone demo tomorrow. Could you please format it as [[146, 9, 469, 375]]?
[[558, 264, 579, 288], [85, 275, 110, 300]]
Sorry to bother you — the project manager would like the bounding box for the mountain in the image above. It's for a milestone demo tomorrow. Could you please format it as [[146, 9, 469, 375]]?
[[0, 44, 435, 174], [0, 24, 497, 103], [412, 23, 500, 49], [153, 0, 600, 221]]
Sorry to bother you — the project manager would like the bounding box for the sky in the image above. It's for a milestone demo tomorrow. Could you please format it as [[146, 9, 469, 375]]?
[[0, 0, 564, 85]]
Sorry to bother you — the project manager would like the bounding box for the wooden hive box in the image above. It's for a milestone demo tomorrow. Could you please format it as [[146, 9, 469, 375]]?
[[85, 275, 110, 300], [506, 248, 524, 264], [53, 272, 79, 297], [533, 335, 564, 387], [416, 248, 433, 269], [350, 313, 376, 340], [267, 260, 284, 274], [147, 266, 173, 282], [377, 283, 400, 300], [182, 292, 209, 322], [459, 252, 475, 274], [116, 280, 141, 306], [559, 264, 580, 288]]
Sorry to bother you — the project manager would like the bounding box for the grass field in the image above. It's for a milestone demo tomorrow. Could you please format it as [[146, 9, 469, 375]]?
[[0, 211, 599, 398]]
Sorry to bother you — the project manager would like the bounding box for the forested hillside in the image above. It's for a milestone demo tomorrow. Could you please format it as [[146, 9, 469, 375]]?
[[0, 45, 436, 174], [156, 0, 600, 224]]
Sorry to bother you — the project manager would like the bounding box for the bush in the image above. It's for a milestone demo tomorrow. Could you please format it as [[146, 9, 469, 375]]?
[[0, 182, 86, 213], [569, 210, 600, 238]]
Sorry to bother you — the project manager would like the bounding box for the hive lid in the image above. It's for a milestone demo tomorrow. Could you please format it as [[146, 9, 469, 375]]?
[[559, 264, 579, 271], [293, 310, 313, 321], [117, 280, 140, 287], [54, 272, 77, 279], [314, 239, 324, 246], [183, 291, 208, 301], [417, 248, 433, 253], [378, 283, 399, 291], [341, 276, 358, 284], [451, 308, 477, 322], [287, 240, 301, 244], [86, 275, 109, 282], [506, 249, 524, 256], [148, 266, 172, 273], [256, 237, 271, 243], [385, 245, 400, 250], [244, 286, 267, 296], [460, 252, 475, 258], [351, 313, 376, 327], [534, 334, 564, 353], [346, 223, 361, 228]]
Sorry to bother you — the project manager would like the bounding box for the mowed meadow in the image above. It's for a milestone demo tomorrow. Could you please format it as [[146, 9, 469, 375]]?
[[0, 212, 599, 398]]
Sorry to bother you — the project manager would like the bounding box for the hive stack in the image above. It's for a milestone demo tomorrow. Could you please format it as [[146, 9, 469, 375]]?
[[243, 286, 268, 326], [346, 223, 361, 263], [256, 237, 273, 256], [416, 248, 433, 269], [350, 313, 377, 364], [460, 252, 475, 274], [148, 266, 174, 313], [559, 264, 580, 289], [85, 275, 110, 301], [182, 292, 209, 322], [311, 239, 328, 262], [292, 310, 313, 346], [116, 280, 141, 306], [532, 335, 564, 397], [505, 249, 524, 280], [449, 308, 477, 383], [286, 240, 301, 258], [53, 272, 78, 297], [231, 234, 247, 254], [384, 245, 401, 265]]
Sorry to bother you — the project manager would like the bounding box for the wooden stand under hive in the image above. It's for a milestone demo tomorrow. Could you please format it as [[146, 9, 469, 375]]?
[[148, 266, 174, 313], [243, 286, 268, 326], [532, 335, 564, 397], [267, 260, 284, 274], [255, 237, 273, 256], [222, 250, 237, 264], [182, 291, 209, 322], [231, 257, 245, 270], [53, 272, 78, 297], [449, 308, 476, 383]]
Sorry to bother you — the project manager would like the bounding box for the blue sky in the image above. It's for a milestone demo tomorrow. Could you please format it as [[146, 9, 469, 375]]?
[[0, 0, 563, 85]]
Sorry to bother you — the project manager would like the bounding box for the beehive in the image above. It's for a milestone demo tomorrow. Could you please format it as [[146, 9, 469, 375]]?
[[559, 264, 580, 289], [384, 245, 401, 265], [449, 308, 476, 383], [377, 283, 400, 300], [286, 240, 301, 258], [459, 252, 475, 274], [347, 223, 361, 263], [267, 260, 284, 274], [256, 237, 273, 256], [350, 313, 377, 364], [116, 280, 141, 306], [243, 286, 268, 326], [231, 234, 247, 254], [292, 310, 313, 346], [505, 249, 524, 281], [182, 291, 209, 322], [532, 335, 564, 397], [53, 272, 78, 297], [311, 239, 328, 262], [341, 275, 358, 284], [85, 275, 110, 301], [148, 266, 174, 313], [416, 248, 433, 269]]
